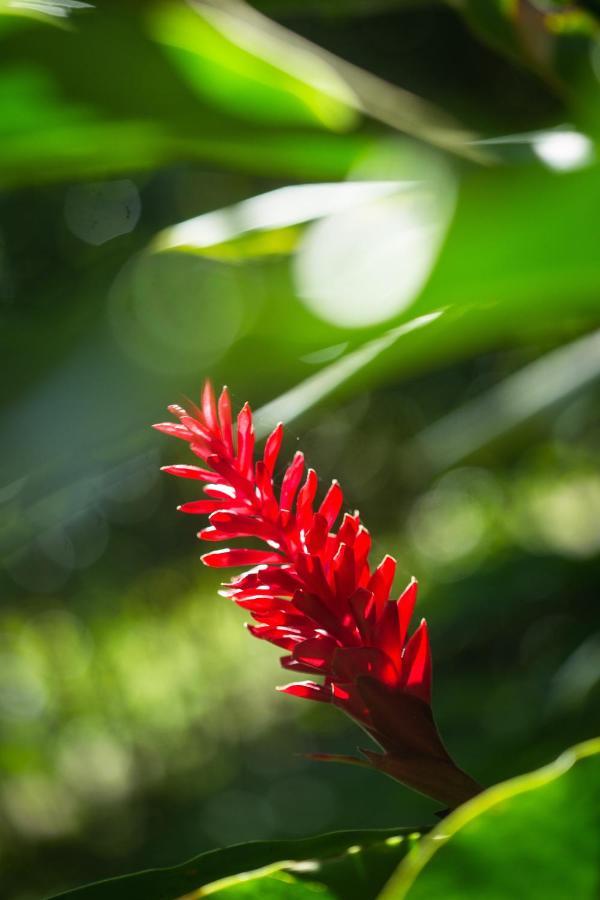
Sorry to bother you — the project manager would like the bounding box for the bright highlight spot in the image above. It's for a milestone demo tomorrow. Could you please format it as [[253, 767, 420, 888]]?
[[294, 164, 454, 328], [519, 474, 600, 559], [533, 131, 594, 172], [9, 0, 92, 16], [385, 835, 404, 846]]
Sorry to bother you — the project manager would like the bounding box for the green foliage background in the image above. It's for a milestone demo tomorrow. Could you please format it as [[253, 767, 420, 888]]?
[[1, 1, 600, 897]]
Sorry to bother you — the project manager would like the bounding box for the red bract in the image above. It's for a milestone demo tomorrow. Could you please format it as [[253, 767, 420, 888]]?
[[155, 382, 481, 808]]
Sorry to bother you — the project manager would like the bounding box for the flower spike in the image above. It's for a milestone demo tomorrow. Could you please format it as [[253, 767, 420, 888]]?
[[156, 381, 481, 808]]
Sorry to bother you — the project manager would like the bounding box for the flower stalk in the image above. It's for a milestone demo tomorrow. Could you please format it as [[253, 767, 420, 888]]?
[[155, 382, 481, 808]]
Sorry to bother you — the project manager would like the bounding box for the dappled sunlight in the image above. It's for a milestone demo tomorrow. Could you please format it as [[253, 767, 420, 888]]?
[[3, 0, 600, 896], [109, 252, 245, 375], [407, 469, 499, 579], [406, 456, 600, 579], [150, 0, 359, 132], [0, 571, 290, 845], [512, 471, 600, 559], [533, 130, 594, 172], [6, 1, 93, 20], [153, 182, 400, 255], [294, 157, 455, 328]]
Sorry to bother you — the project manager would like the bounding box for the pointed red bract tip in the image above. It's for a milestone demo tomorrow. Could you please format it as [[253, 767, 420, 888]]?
[[201, 380, 218, 433], [217, 386, 234, 456], [397, 578, 418, 647], [263, 422, 284, 476], [401, 618, 432, 703]]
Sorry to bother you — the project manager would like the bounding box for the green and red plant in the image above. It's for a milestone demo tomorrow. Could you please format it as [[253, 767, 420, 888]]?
[[155, 381, 481, 809]]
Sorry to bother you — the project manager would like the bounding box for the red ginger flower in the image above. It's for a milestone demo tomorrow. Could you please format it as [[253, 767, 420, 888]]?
[[155, 382, 481, 809]]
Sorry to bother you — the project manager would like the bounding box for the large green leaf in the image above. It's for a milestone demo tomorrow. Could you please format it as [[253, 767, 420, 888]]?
[[415, 161, 600, 319], [149, 1, 358, 132], [0, 3, 363, 185], [49, 827, 425, 900], [151, 157, 600, 429], [192, 1, 483, 161], [380, 738, 600, 899], [157, 152, 600, 324], [0, 0, 479, 187]]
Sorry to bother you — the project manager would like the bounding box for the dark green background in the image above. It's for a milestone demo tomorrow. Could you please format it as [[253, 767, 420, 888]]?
[[1, 2, 600, 898]]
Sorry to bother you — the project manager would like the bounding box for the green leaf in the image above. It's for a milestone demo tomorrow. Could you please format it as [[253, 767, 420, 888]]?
[[0, 0, 479, 187], [0, 3, 365, 186], [190, 1, 482, 162], [206, 868, 338, 899], [49, 827, 425, 900], [159, 159, 600, 429], [379, 738, 600, 900], [149, 1, 359, 132], [152, 181, 404, 258], [415, 161, 600, 321], [253, 313, 441, 435], [415, 327, 600, 471], [456, 0, 599, 84]]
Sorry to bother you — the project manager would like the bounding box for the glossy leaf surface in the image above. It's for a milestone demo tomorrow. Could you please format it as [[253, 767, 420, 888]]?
[[381, 739, 600, 899], [50, 828, 423, 900]]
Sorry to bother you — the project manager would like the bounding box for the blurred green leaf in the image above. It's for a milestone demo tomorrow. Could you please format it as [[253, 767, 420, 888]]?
[[253, 313, 441, 434], [152, 181, 402, 257], [204, 868, 337, 899], [50, 827, 423, 900], [457, 0, 599, 88], [415, 327, 600, 470], [193, 1, 483, 161], [268, 160, 600, 409], [414, 161, 600, 318], [149, 1, 358, 131], [345, 161, 600, 395], [0, 0, 481, 188], [380, 738, 600, 899], [157, 153, 600, 332], [0, 3, 365, 185], [152, 158, 600, 425]]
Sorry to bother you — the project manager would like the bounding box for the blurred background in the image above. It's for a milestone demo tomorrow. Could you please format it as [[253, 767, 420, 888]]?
[[1, 1, 600, 897]]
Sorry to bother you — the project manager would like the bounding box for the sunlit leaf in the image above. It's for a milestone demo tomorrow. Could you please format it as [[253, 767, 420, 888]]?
[[0, 4, 366, 185], [380, 738, 600, 899], [149, 1, 359, 131], [153, 182, 402, 256], [253, 312, 442, 435], [191, 0, 483, 161], [0, 0, 480, 187], [413, 162, 600, 318], [49, 827, 423, 900]]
